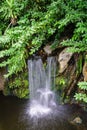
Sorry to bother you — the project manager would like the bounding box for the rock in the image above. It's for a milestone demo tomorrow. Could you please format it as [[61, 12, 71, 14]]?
[[83, 55, 87, 81], [58, 48, 73, 73], [44, 45, 52, 55], [0, 68, 6, 91], [71, 117, 82, 124]]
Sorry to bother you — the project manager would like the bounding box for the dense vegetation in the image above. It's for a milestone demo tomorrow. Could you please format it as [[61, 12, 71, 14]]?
[[0, 0, 87, 101]]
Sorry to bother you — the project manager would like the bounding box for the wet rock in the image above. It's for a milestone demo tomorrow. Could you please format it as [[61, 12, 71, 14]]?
[[44, 45, 52, 55], [71, 117, 82, 124], [58, 48, 73, 73], [0, 68, 6, 91], [83, 55, 87, 81]]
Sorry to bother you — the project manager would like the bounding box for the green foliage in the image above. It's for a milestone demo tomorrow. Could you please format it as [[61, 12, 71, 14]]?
[[8, 71, 29, 98], [78, 82, 87, 91], [59, 0, 87, 53], [55, 76, 66, 91], [61, 40, 87, 53], [74, 82, 87, 103], [0, 0, 64, 78], [1, 0, 28, 19], [74, 93, 87, 103]]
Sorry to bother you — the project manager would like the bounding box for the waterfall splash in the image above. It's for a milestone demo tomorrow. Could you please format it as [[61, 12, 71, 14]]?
[[28, 57, 56, 118]]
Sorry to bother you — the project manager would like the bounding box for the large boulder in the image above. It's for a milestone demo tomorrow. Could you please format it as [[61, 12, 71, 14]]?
[[70, 116, 82, 124], [83, 55, 87, 81], [58, 48, 73, 73]]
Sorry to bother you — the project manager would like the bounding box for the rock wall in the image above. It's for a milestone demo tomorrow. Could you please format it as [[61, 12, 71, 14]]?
[[55, 49, 84, 103]]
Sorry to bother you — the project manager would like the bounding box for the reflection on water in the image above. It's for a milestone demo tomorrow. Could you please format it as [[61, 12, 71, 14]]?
[[0, 92, 87, 130]]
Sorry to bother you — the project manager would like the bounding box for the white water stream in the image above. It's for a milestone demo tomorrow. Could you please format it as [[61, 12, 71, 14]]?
[[28, 57, 56, 117]]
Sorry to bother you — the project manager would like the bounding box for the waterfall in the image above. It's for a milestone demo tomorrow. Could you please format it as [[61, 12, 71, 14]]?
[[28, 57, 56, 117]]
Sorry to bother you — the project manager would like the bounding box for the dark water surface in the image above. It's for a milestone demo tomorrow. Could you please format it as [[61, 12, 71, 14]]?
[[0, 93, 87, 130]]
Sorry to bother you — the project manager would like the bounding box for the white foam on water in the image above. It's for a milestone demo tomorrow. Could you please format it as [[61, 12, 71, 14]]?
[[28, 100, 52, 118]]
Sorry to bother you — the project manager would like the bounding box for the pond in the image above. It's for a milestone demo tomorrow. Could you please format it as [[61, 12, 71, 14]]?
[[0, 92, 87, 130]]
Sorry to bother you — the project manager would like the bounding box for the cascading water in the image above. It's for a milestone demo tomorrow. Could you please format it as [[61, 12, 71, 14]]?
[[28, 57, 57, 117]]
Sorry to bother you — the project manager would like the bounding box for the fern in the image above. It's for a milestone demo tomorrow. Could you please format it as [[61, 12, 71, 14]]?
[[78, 82, 87, 90], [74, 93, 87, 103], [74, 82, 87, 103], [61, 40, 87, 53]]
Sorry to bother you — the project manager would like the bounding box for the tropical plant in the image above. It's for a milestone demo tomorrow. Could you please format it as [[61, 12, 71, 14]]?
[[74, 82, 87, 103]]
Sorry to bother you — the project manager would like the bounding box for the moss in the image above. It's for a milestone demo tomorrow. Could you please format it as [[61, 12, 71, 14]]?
[[13, 87, 29, 98], [3, 85, 10, 96], [55, 76, 67, 91], [6, 69, 29, 98], [55, 76, 68, 102]]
